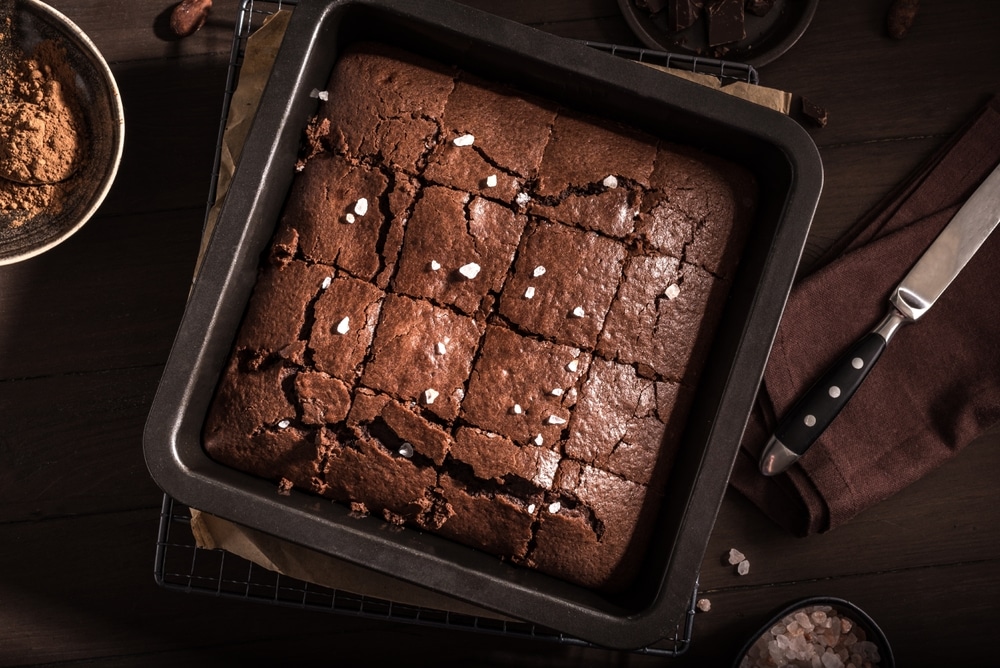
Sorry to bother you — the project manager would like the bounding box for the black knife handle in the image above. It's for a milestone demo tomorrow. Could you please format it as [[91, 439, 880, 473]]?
[[773, 331, 887, 456]]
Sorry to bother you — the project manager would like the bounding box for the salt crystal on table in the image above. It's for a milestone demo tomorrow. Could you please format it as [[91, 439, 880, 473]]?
[[737, 558, 750, 575], [696, 598, 711, 612], [726, 548, 746, 565]]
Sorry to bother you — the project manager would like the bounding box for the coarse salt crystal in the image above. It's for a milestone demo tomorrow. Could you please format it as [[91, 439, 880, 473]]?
[[726, 548, 746, 565], [515, 192, 531, 206], [453, 133, 475, 146], [336, 317, 350, 334], [320, 276, 332, 290], [430, 260, 441, 271], [602, 174, 618, 189], [344, 213, 356, 224], [436, 342, 447, 355], [664, 283, 681, 300], [423, 388, 440, 405], [566, 359, 579, 373], [354, 197, 368, 216], [534, 434, 544, 446], [512, 404, 523, 415], [527, 503, 536, 514], [398, 442, 414, 458], [696, 598, 712, 613], [458, 262, 481, 279], [550, 388, 564, 397], [309, 88, 329, 101], [548, 501, 561, 513], [485, 174, 498, 188], [737, 559, 750, 576], [524, 286, 535, 299], [276, 419, 291, 429], [532, 265, 546, 277], [570, 306, 585, 318], [546, 415, 567, 425]]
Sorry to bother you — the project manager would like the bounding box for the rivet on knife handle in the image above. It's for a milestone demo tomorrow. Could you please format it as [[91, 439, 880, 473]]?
[[759, 308, 908, 476]]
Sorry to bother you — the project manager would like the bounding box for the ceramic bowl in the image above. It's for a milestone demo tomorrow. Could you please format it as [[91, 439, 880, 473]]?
[[0, 0, 124, 265]]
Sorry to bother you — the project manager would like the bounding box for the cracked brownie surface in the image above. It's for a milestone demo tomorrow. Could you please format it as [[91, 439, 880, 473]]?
[[202, 42, 757, 592]]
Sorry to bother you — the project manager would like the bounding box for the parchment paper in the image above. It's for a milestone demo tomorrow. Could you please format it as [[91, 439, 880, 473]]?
[[188, 13, 793, 616]]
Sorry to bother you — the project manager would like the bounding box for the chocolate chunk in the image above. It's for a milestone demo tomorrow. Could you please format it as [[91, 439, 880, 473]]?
[[706, 0, 746, 47], [801, 97, 829, 127], [668, 0, 703, 32], [887, 0, 920, 39]]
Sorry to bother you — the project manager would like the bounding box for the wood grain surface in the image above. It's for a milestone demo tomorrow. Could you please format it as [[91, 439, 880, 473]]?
[[1, 0, 997, 665]]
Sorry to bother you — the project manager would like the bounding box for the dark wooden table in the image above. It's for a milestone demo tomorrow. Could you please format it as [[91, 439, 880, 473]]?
[[2, 1, 998, 665]]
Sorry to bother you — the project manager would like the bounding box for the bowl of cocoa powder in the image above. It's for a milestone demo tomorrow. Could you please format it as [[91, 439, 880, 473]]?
[[0, 0, 124, 265]]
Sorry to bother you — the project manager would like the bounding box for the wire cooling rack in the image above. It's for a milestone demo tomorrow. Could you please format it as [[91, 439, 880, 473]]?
[[155, 495, 696, 655], [158, 0, 764, 655]]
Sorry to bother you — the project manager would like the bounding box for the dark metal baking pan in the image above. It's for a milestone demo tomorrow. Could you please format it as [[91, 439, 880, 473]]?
[[144, 0, 822, 650]]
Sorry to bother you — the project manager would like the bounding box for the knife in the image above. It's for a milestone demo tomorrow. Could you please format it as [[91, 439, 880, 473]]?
[[759, 161, 1000, 476]]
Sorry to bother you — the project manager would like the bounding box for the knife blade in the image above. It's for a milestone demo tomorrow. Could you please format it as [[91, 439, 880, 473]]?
[[759, 160, 1000, 476]]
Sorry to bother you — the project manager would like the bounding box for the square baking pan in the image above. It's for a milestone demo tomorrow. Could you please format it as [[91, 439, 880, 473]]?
[[144, 0, 822, 650]]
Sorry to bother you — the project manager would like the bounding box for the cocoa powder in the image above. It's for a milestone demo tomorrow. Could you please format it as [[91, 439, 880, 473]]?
[[1, 11, 87, 229]]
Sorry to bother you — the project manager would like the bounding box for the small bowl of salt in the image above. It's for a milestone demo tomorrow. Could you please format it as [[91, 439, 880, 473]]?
[[734, 596, 894, 668]]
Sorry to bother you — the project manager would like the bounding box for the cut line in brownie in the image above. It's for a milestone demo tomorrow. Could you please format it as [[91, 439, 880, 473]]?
[[203, 41, 757, 593]]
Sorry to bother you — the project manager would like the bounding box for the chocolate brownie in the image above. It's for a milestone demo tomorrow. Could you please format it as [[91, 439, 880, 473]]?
[[390, 186, 526, 316], [203, 42, 757, 592], [498, 221, 626, 349]]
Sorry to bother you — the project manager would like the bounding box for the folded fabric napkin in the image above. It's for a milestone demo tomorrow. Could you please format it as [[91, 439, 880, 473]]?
[[730, 96, 1000, 535]]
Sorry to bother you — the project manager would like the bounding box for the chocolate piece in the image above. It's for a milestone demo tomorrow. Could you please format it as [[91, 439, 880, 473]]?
[[565, 358, 690, 485], [451, 426, 560, 489], [284, 154, 391, 281], [801, 97, 829, 127], [706, 0, 746, 47], [536, 111, 656, 197], [379, 399, 453, 466], [598, 256, 729, 385], [317, 42, 456, 173], [887, 0, 920, 39], [308, 276, 384, 381], [294, 371, 352, 426], [424, 74, 557, 201], [499, 221, 626, 349], [528, 187, 640, 239], [234, 260, 331, 363], [391, 186, 525, 316], [319, 427, 439, 524], [639, 143, 756, 279], [525, 461, 659, 592], [204, 361, 325, 495], [744, 0, 774, 18], [462, 325, 588, 446], [362, 294, 482, 421], [669, 0, 703, 32], [436, 475, 534, 559]]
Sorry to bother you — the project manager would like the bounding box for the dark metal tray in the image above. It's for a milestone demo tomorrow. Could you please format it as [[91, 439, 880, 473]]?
[[155, 495, 695, 656], [144, 0, 822, 650]]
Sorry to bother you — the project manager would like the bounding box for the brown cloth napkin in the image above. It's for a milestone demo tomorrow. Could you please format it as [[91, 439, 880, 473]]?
[[730, 96, 1000, 535]]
